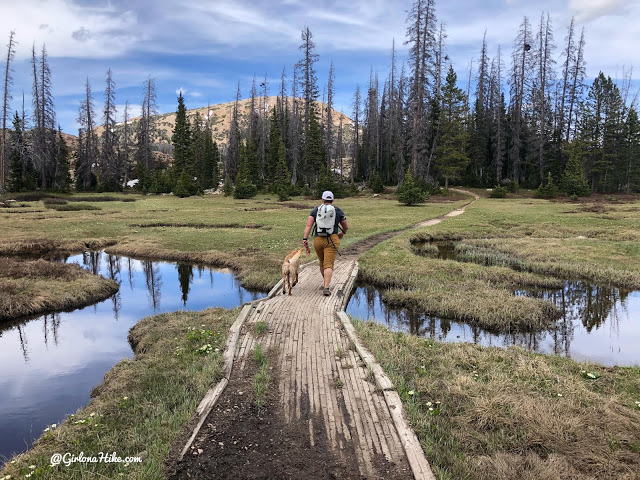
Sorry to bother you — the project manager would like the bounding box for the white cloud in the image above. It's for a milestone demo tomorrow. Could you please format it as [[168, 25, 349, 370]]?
[[569, 0, 634, 22], [0, 0, 143, 60]]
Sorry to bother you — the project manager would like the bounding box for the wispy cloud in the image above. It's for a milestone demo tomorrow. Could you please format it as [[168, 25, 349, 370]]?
[[569, 0, 634, 22], [3, 0, 143, 60]]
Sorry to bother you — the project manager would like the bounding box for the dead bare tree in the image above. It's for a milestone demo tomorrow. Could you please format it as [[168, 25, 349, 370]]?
[[1, 30, 16, 192]]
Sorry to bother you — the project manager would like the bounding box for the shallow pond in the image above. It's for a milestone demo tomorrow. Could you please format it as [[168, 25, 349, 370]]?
[[347, 281, 640, 367], [0, 252, 265, 465]]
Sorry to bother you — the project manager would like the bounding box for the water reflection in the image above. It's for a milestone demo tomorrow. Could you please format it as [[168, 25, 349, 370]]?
[[347, 282, 640, 367], [0, 252, 266, 465]]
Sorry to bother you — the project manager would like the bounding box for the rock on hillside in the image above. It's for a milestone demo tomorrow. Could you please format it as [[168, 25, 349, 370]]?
[[95, 96, 354, 150]]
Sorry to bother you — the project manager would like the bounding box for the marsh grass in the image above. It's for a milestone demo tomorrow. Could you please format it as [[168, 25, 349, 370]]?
[[253, 344, 270, 408], [354, 319, 640, 480], [0, 258, 118, 320], [359, 238, 562, 331], [358, 195, 640, 331], [0, 308, 237, 479], [42, 198, 68, 206], [46, 203, 101, 211]]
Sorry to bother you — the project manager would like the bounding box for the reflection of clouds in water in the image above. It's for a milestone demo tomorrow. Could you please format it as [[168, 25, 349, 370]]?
[[0, 251, 267, 463], [347, 283, 640, 367]]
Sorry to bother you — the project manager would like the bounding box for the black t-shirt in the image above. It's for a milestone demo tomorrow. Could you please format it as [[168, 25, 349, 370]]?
[[309, 204, 346, 236]]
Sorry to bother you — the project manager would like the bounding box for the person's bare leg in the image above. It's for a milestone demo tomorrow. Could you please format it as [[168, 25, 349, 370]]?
[[323, 268, 333, 288]]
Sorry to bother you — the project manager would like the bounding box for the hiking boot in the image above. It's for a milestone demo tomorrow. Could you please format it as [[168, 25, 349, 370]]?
[[323, 287, 331, 296]]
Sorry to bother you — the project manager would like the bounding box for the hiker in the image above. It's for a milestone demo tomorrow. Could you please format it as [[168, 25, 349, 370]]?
[[302, 190, 348, 296]]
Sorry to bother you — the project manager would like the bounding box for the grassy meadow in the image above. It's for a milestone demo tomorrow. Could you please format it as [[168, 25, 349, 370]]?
[[0, 190, 466, 293]]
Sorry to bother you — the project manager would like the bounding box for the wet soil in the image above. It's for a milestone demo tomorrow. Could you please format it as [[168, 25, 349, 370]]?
[[167, 352, 366, 480]]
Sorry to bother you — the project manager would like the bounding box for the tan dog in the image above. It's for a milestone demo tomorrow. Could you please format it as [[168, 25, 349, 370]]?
[[282, 248, 305, 295]]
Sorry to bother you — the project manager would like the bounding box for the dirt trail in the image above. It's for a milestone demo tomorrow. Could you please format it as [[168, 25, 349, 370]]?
[[169, 191, 477, 479]]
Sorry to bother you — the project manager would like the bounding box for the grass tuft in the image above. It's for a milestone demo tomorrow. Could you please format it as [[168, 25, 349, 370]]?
[[253, 343, 270, 408]]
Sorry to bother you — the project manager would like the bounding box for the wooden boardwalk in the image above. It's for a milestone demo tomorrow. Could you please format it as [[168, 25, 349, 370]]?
[[180, 196, 480, 478], [241, 257, 429, 478], [180, 256, 433, 479]]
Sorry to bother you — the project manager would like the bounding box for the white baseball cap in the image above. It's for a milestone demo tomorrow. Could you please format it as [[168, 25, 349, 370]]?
[[322, 191, 334, 200]]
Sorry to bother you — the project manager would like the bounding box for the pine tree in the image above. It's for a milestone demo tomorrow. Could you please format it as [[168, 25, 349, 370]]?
[[351, 85, 361, 183], [561, 144, 590, 197], [266, 107, 281, 186], [135, 77, 157, 189], [54, 129, 71, 192], [622, 107, 640, 192], [273, 138, 291, 201], [171, 92, 191, 181], [397, 170, 426, 205], [8, 111, 35, 192], [370, 172, 384, 193], [120, 101, 132, 186], [296, 27, 319, 140], [76, 77, 98, 190], [100, 69, 119, 191], [303, 105, 325, 182], [580, 72, 625, 192], [508, 16, 534, 184], [325, 61, 335, 168], [534, 13, 556, 182], [222, 172, 233, 196], [226, 82, 241, 181], [405, 0, 437, 181], [234, 141, 257, 199], [435, 66, 469, 190]]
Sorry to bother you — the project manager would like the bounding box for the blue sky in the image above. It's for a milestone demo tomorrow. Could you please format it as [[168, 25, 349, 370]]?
[[1, 0, 638, 134]]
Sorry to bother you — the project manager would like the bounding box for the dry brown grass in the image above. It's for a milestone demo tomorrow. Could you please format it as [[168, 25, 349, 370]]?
[[354, 320, 640, 480], [0, 258, 118, 320], [0, 238, 116, 256]]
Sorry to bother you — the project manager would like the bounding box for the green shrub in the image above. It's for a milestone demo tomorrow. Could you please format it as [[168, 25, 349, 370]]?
[[505, 181, 520, 193], [561, 154, 590, 197], [534, 172, 559, 199], [233, 179, 257, 199], [397, 171, 427, 206], [489, 186, 508, 198], [370, 173, 384, 193]]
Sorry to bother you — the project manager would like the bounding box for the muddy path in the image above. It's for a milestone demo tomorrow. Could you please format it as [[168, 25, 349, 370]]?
[[341, 189, 478, 257]]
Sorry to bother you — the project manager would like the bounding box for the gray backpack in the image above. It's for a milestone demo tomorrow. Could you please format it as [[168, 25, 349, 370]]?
[[315, 204, 336, 236]]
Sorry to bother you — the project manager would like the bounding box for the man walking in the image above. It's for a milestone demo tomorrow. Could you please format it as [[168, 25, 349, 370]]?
[[302, 191, 349, 296]]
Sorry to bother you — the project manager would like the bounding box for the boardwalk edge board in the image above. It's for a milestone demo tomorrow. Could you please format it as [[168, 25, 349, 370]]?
[[335, 310, 435, 480], [336, 262, 435, 479], [179, 298, 271, 460]]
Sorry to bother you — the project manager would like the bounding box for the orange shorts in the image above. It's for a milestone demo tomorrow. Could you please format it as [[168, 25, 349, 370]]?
[[314, 235, 340, 270]]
